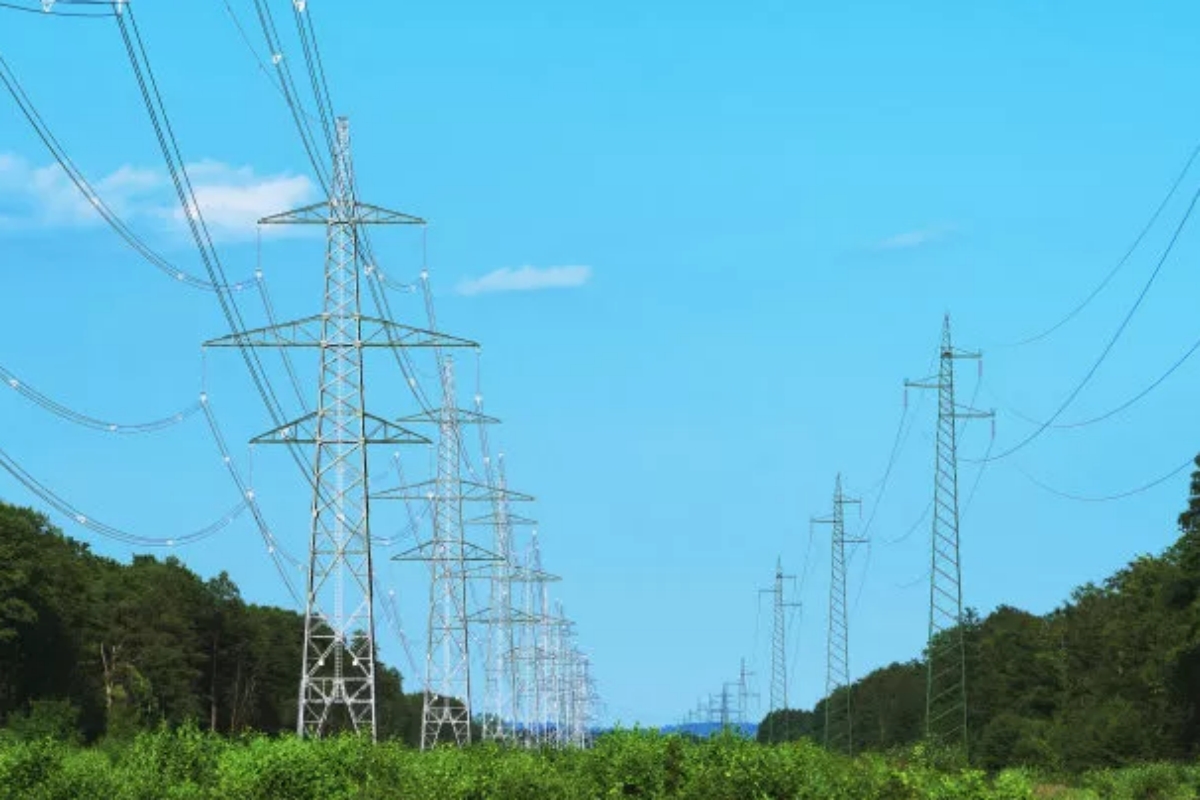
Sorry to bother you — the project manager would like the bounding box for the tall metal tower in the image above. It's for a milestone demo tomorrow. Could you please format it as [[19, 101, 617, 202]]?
[[422, 356, 472, 747], [475, 450, 537, 743], [760, 559, 800, 715], [905, 314, 992, 749], [206, 117, 471, 738], [382, 358, 526, 748], [813, 474, 862, 754], [736, 658, 757, 726]]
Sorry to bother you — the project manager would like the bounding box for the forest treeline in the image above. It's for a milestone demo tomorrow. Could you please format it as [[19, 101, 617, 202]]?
[[0, 502, 424, 744], [760, 455, 1200, 772]]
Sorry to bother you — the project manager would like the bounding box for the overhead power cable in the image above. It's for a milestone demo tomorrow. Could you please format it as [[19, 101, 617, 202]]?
[[199, 392, 305, 605], [1017, 456, 1194, 503], [996, 143, 1200, 348], [0, 443, 247, 546], [0, 0, 115, 17], [115, 6, 328, 505], [0, 363, 200, 433], [989, 328, 1200, 431], [248, 0, 331, 193], [0, 53, 256, 292], [969, 179, 1200, 464]]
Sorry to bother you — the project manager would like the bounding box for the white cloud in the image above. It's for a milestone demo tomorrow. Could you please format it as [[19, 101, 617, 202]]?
[[873, 224, 955, 251], [165, 162, 315, 241], [0, 152, 317, 242], [456, 265, 593, 296]]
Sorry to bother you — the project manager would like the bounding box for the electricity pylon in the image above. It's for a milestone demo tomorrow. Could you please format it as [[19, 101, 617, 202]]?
[[472, 449, 538, 743], [760, 557, 800, 739], [905, 314, 993, 750], [719, 682, 739, 728], [379, 357, 529, 748], [205, 117, 472, 739], [737, 658, 758, 725], [813, 474, 863, 755]]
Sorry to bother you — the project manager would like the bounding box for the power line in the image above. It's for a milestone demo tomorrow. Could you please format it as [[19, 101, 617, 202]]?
[[115, 6, 326, 509], [0, 444, 248, 547], [0, 362, 201, 433], [969, 179, 1200, 464], [988, 328, 1200, 431], [0, 52, 256, 292], [0, 0, 115, 18], [1017, 456, 1194, 503], [994, 143, 1200, 349]]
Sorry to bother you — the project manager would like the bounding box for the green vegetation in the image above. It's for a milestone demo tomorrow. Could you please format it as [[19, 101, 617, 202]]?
[[0, 725, 1053, 799], [6, 725, 1200, 799]]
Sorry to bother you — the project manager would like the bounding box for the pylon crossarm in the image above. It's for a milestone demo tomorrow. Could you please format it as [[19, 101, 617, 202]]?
[[464, 512, 538, 527], [508, 566, 561, 583], [249, 411, 430, 445], [392, 540, 503, 563], [205, 314, 479, 349], [374, 478, 535, 503], [397, 407, 501, 425], [258, 201, 426, 226], [952, 406, 995, 419]]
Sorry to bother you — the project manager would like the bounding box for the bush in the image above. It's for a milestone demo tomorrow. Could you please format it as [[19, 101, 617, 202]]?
[[0, 726, 1187, 799]]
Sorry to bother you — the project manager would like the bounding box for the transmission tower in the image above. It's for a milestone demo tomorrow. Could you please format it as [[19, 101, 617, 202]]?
[[813, 474, 863, 754], [205, 117, 471, 739], [736, 658, 758, 726], [381, 356, 528, 748], [905, 314, 993, 750], [760, 557, 800, 735], [720, 682, 738, 728], [473, 450, 537, 743]]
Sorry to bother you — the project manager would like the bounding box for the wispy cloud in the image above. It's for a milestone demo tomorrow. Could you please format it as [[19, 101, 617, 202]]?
[[457, 265, 593, 296], [0, 152, 317, 241], [873, 224, 955, 251]]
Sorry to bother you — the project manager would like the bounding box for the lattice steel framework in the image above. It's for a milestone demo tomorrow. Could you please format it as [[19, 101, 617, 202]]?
[[737, 658, 757, 725], [905, 314, 992, 750], [380, 355, 525, 748], [205, 117, 473, 739], [476, 451, 536, 743], [760, 558, 799, 716], [813, 474, 862, 754], [423, 357, 472, 746]]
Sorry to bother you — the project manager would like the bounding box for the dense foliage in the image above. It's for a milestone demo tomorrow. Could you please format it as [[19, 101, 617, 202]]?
[[0, 725, 1090, 800], [760, 455, 1200, 774], [0, 502, 422, 744]]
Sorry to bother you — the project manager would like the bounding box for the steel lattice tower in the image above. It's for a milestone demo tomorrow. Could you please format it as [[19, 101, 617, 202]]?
[[422, 356, 473, 746], [206, 117, 469, 739], [813, 474, 862, 754], [736, 658, 757, 726], [761, 558, 799, 716], [905, 314, 992, 750], [476, 450, 536, 743]]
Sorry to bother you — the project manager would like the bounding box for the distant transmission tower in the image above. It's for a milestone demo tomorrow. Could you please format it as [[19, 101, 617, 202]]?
[[736, 658, 757, 726], [905, 314, 992, 750], [760, 557, 800, 734], [206, 117, 466, 739], [813, 474, 862, 754], [474, 449, 536, 743]]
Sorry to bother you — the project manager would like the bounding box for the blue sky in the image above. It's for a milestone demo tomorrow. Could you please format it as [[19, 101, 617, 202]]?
[[3, 0, 1200, 727]]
